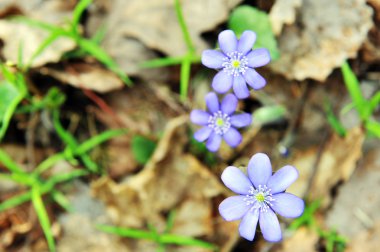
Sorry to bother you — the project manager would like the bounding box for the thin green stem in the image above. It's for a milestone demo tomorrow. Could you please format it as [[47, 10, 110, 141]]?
[[180, 54, 191, 102], [174, 0, 195, 53]]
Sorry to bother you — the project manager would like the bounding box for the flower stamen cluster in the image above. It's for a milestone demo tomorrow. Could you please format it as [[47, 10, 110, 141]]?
[[222, 52, 248, 77], [208, 111, 231, 135]]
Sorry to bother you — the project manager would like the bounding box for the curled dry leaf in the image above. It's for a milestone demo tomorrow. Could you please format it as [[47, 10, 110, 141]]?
[[346, 221, 380, 252], [86, 0, 242, 77], [0, 21, 75, 68], [0, 0, 76, 68], [41, 64, 124, 93], [269, 0, 373, 81], [93, 84, 182, 177], [326, 147, 380, 238], [287, 127, 364, 208], [269, 0, 303, 35], [92, 116, 239, 252], [57, 182, 127, 252], [279, 227, 319, 252]]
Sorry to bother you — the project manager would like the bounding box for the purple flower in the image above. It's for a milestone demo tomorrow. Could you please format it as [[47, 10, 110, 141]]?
[[190, 92, 252, 152], [218, 153, 304, 242], [202, 30, 271, 99]]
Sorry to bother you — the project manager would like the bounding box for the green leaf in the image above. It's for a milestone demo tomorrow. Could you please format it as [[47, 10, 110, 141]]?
[[366, 120, 380, 138], [0, 80, 24, 140], [31, 186, 56, 252], [72, 0, 93, 31], [131, 135, 157, 165], [340, 62, 368, 120], [253, 105, 287, 125], [228, 5, 280, 60], [0, 191, 32, 212], [96, 225, 217, 250], [325, 101, 347, 137]]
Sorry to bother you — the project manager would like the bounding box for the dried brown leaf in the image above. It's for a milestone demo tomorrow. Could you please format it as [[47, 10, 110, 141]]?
[[41, 64, 123, 93], [92, 116, 239, 251], [269, 0, 373, 81]]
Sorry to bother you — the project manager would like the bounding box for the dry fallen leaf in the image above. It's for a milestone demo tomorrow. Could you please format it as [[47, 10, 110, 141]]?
[[269, 0, 303, 35], [0, 21, 75, 68], [279, 227, 319, 252], [86, 0, 242, 77], [41, 63, 124, 93], [57, 181, 127, 252], [346, 221, 380, 252], [286, 127, 364, 208], [326, 147, 380, 238], [92, 116, 239, 252], [269, 0, 373, 81]]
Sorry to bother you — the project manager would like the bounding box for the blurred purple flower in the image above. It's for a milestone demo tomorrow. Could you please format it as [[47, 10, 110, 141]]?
[[202, 30, 271, 99], [190, 92, 251, 152], [219, 153, 304, 242]]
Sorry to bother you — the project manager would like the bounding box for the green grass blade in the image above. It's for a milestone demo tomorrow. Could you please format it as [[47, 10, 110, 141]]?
[[164, 210, 176, 233], [75, 129, 128, 155], [180, 55, 191, 102], [366, 120, 380, 138], [96, 224, 156, 240], [140, 55, 200, 68], [325, 101, 347, 137], [97, 224, 217, 250], [52, 109, 78, 149], [17, 42, 24, 69], [369, 91, 380, 114], [46, 169, 88, 186], [33, 152, 66, 175], [341, 62, 367, 120], [0, 191, 31, 211], [11, 16, 60, 32], [51, 190, 72, 212], [160, 233, 217, 250], [0, 149, 25, 174], [0, 81, 26, 141], [31, 186, 56, 252], [72, 0, 93, 30], [174, 0, 195, 53], [74, 37, 132, 85], [27, 31, 62, 68]]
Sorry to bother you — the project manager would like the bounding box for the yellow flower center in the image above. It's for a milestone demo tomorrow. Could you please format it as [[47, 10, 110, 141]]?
[[255, 192, 265, 202], [216, 118, 224, 127], [232, 60, 240, 68]]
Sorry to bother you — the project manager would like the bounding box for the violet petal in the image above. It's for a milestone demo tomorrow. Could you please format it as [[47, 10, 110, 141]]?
[[219, 195, 250, 221], [237, 31, 256, 55], [212, 71, 233, 94], [218, 30, 238, 55], [239, 208, 259, 241], [248, 153, 272, 188], [244, 68, 266, 90], [221, 93, 238, 115], [271, 193, 304, 218], [231, 113, 252, 128], [221, 166, 252, 195], [205, 92, 220, 114], [247, 48, 271, 68], [201, 49, 225, 69], [259, 209, 282, 242], [190, 110, 210, 126], [267, 165, 299, 194], [206, 132, 222, 152], [223, 128, 242, 147], [233, 75, 250, 99], [194, 127, 212, 142]]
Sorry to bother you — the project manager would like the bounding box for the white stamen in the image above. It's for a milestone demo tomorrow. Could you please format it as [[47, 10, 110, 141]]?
[[243, 185, 275, 212], [208, 111, 231, 135], [222, 51, 249, 77]]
